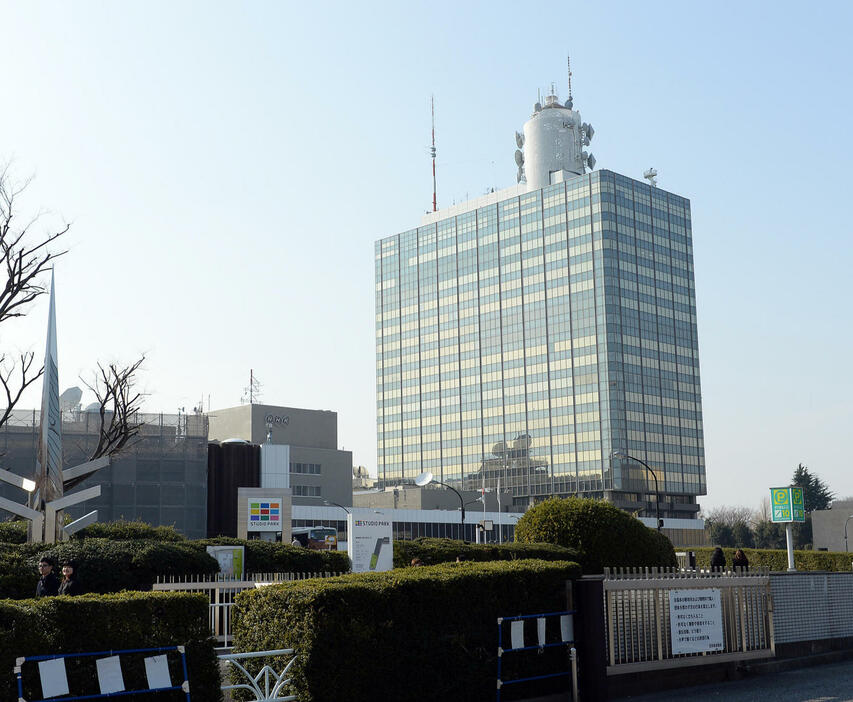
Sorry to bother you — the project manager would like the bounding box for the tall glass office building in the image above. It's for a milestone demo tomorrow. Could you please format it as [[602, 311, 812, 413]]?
[[375, 92, 705, 517]]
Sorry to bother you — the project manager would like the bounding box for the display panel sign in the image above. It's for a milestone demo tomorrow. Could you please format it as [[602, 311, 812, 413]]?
[[206, 545, 245, 578], [247, 498, 282, 531], [347, 509, 393, 573], [770, 486, 806, 523], [669, 588, 724, 655]]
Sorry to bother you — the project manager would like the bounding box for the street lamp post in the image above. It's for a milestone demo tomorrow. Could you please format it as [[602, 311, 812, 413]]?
[[415, 471, 466, 538], [611, 450, 662, 531], [844, 515, 853, 553], [323, 499, 351, 515]]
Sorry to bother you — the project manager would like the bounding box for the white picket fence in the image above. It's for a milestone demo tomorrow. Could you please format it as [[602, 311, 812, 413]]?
[[153, 572, 344, 647]]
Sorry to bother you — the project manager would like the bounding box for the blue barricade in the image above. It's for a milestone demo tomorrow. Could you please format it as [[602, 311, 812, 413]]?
[[496, 609, 577, 702], [14, 645, 191, 701]]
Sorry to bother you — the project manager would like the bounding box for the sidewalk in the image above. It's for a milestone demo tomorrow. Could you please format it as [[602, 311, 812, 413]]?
[[621, 658, 853, 702]]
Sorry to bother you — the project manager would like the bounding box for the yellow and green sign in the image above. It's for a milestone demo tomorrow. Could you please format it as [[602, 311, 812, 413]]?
[[770, 486, 805, 523]]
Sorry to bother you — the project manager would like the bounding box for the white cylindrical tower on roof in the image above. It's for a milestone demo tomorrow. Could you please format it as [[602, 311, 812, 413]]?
[[514, 79, 595, 190]]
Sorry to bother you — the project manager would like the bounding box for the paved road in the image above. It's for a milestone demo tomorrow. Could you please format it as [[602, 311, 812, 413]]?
[[622, 659, 853, 702]]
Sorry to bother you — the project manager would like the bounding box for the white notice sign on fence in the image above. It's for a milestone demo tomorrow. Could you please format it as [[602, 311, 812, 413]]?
[[669, 588, 724, 655]]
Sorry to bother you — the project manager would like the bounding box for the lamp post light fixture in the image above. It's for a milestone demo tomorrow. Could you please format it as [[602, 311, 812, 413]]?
[[845, 515, 853, 553], [415, 471, 466, 531], [323, 499, 351, 515], [611, 450, 662, 531]]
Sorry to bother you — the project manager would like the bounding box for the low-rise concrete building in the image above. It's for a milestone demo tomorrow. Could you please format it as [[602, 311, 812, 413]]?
[[208, 404, 352, 508], [813, 499, 853, 552]]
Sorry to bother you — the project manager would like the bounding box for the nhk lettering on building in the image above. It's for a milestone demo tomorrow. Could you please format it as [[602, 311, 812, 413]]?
[[668, 588, 724, 655], [770, 486, 806, 523]]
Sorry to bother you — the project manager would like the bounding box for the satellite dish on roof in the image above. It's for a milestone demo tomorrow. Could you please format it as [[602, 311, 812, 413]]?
[[515, 131, 524, 149], [514, 149, 524, 167], [59, 387, 82, 411], [492, 441, 506, 457], [83, 402, 101, 413], [587, 153, 596, 170]]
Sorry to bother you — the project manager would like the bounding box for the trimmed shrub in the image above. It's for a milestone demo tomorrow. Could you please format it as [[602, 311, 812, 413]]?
[[74, 519, 186, 542], [393, 537, 580, 567], [0, 539, 219, 599], [194, 537, 351, 573], [0, 519, 27, 543], [0, 591, 220, 701], [692, 546, 853, 571], [232, 559, 581, 702], [515, 497, 677, 573]]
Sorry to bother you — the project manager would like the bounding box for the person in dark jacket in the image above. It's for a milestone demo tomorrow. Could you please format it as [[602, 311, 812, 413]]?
[[709, 546, 726, 572], [36, 556, 60, 597], [732, 548, 749, 571], [58, 559, 83, 596]]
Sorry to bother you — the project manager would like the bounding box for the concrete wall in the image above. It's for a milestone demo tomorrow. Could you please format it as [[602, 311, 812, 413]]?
[[353, 486, 512, 512], [289, 446, 352, 507], [813, 500, 853, 552], [208, 404, 338, 449]]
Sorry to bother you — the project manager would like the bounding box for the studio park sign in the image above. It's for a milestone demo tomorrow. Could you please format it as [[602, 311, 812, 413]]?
[[770, 486, 805, 523]]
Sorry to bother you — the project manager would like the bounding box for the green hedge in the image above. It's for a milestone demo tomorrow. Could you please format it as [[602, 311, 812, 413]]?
[[195, 537, 351, 573], [692, 547, 853, 571], [0, 539, 219, 599], [0, 536, 350, 599], [0, 591, 220, 701], [232, 559, 581, 702], [393, 537, 580, 568], [515, 497, 677, 573], [0, 519, 27, 543], [74, 519, 186, 542]]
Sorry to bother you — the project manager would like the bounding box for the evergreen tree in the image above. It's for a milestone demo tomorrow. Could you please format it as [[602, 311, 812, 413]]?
[[753, 520, 785, 549], [791, 464, 834, 511], [731, 522, 755, 548], [790, 464, 834, 548]]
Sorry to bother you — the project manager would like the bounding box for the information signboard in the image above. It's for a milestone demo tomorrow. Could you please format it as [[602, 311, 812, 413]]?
[[347, 509, 393, 573], [668, 588, 724, 655], [206, 545, 245, 578], [247, 498, 283, 531], [770, 486, 805, 523]]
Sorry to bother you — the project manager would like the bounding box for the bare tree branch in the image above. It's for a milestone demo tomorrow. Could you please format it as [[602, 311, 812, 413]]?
[[82, 355, 146, 461], [0, 167, 69, 430], [0, 351, 43, 429]]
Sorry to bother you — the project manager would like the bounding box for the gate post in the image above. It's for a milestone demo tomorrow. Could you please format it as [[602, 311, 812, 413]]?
[[574, 576, 608, 701]]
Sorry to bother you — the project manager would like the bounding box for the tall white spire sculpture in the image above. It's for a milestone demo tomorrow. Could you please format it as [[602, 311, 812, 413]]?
[[0, 271, 109, 542], [36, 270, 64, 507]]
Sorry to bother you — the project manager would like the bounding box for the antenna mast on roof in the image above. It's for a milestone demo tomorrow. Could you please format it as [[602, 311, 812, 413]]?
[[430, 95, 437, 212], [241, 369, 262, 405], [566, 55, 573, 109]]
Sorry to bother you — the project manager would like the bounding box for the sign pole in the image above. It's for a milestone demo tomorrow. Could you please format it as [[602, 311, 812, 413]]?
[[785, 523, 795, 571]]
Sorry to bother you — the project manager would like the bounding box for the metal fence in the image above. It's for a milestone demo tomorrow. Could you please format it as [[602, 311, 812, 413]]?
[[219, 648, 298, 702], [602, 567, 774, 674], [153, 572, 344, 648]]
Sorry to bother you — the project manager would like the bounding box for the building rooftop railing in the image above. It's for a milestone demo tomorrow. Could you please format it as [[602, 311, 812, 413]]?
[[1, 409, 208, 438]]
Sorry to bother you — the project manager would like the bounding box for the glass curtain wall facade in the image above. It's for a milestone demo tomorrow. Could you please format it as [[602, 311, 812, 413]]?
[[376, 170, 705, 511]]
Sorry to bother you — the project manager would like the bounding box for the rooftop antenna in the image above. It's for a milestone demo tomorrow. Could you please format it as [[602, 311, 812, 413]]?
[[566, 55, 573, 109], [643, 167, 658, 187], [241, 369, 262, 405], [430, 95, 437, 212]]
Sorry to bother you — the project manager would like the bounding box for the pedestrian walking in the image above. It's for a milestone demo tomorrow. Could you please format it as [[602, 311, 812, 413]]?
[[58, 559, 83, 596], [36, 556, 60, 597], [710, 546, 726, 572], [732, 548, 749, 571]]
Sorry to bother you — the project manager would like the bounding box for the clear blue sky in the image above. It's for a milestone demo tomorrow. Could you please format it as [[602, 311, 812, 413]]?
[[3, 1, 851, 514]]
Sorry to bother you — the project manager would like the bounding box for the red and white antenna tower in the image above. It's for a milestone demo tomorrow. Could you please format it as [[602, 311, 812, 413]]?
[[430, 94, 437, 212]]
